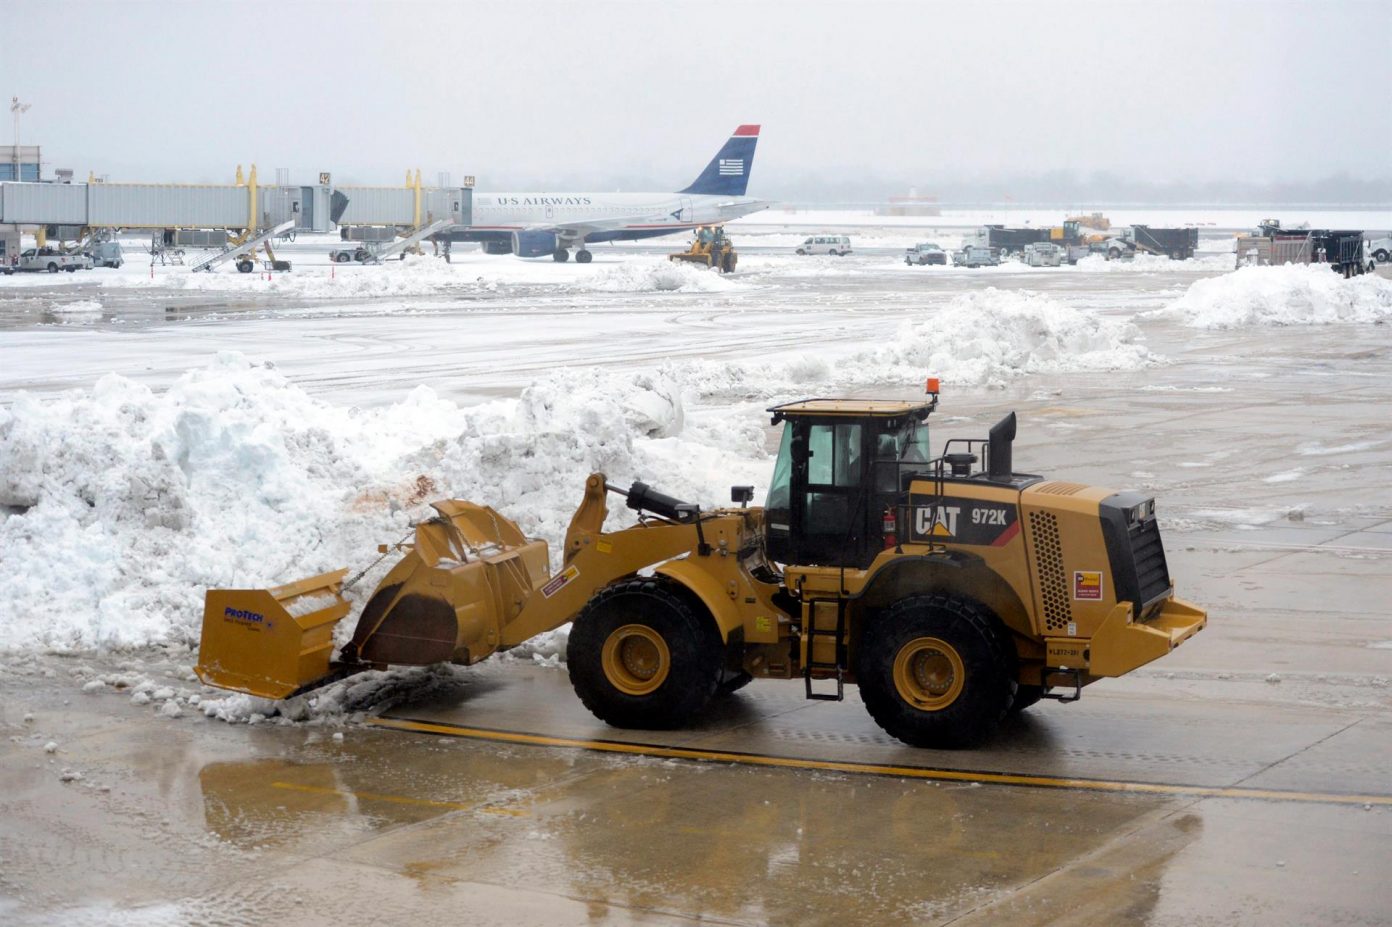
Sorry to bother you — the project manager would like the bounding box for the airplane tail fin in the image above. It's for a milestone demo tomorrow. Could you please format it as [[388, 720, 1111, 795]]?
[[679, 125, 759, 197]]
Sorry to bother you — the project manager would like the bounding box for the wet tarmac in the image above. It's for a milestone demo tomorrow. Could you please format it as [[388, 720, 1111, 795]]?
[[3, 653, 1389, 926]]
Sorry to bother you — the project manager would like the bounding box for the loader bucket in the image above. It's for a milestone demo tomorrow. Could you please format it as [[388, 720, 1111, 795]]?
[[196, 568, 353, 700]]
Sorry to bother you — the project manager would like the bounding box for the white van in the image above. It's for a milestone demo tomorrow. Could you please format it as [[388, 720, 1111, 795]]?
[[796, 235, 852, 256]]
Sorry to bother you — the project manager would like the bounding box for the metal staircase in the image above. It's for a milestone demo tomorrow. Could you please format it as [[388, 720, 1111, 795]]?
[[190, 219, 296, 273], [365, 218, 454, 263]]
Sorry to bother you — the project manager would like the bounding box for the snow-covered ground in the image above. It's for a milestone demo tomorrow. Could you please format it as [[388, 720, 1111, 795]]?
[[2, 216, 1390, 724]]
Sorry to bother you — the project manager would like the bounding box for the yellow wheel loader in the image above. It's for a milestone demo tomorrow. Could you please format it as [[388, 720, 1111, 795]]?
[[196, 384, 1206, 748], [669, 225, 737, 273]]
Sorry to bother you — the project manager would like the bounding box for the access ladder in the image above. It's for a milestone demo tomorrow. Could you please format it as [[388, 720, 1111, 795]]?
[[190, 219, 296, 273], [364, 218, 455, 264]]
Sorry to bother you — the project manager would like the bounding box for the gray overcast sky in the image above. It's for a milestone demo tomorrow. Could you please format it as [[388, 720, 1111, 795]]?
[[2, 0, 1389, 194]]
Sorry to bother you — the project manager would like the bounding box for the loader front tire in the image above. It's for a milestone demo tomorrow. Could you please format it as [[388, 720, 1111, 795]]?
[[856, 595, 1013, 749], [568, 578, 722, 730]]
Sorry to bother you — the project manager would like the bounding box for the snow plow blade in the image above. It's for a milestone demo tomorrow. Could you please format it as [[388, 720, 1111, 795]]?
[[196, 569, 354, 700]]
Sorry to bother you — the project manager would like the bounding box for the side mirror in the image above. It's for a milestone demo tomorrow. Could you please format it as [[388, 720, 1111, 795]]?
[[731, 486, 754, 507]]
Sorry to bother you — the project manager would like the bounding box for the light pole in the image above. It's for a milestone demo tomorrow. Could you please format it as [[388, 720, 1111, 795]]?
[[10, 96, 31, 181]]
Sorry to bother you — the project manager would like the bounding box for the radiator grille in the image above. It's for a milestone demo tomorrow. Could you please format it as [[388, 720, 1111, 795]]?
[[1029, 511, 1072, 631], [1129, 518, 1171, 605]]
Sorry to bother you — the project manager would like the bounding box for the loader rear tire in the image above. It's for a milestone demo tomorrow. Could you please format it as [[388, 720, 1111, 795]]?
[[568, 578, 722, 729], [856, 595, 1013, 749]]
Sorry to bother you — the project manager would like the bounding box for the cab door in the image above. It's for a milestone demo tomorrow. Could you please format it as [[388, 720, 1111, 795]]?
[[791, 420, 868, 567]]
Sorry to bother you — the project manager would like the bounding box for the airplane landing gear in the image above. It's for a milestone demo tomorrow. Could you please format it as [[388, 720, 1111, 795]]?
[[552, 248, 570, 263], [575, 249, 592, 264]]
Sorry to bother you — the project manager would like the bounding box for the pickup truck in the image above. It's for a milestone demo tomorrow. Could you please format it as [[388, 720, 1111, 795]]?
[[18, 248, 92, 273], [905, 242, 948, 265]]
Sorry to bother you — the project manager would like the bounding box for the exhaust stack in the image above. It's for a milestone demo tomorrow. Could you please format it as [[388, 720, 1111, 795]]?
[[989, 412, 1016, 481]]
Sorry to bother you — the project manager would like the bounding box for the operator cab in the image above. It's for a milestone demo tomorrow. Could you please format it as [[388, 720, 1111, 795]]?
[[762, 395, 1027, 570], [764, 398, 936, 570]]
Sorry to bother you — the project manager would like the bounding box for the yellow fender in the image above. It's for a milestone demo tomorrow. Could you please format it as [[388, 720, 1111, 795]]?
[[655, 559, 745, 642]]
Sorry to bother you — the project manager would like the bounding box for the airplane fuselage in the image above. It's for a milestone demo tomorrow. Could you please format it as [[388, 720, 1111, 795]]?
[[468, 192, 769, 243], [442, 124, 765, 260]]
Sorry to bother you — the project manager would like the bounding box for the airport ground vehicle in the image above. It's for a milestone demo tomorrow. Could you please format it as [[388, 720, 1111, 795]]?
[[1022, 242, 1063, 267], [18, 247, 91, 273], [329, 244, 379, 264], [0, 229, 18, 274], [1066, 212, 1110, 231], [669, 226, 737, 272], [196, 387, 1206, 748], [797, 235, 851, 256], [1363, 233, 1390, 265], [969, 225, 1052, 256], [84, 241, 123, 269], [1103, 226, 1198, 261], [952, 244, 999, 268], [905, 242, 948, 265], [1237, 226, 1374, 275]]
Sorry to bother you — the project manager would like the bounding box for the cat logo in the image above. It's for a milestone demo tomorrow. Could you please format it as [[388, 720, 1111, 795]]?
[[913, 505, 960, 538], [908, 495, 1019, 546]]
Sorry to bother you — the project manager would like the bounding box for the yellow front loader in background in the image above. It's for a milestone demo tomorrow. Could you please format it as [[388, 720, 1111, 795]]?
[[669, 225, 737, 273], [197, 385, 1205, 747]]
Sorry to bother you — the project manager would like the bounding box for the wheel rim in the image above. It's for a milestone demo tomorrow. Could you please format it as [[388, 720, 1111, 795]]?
[[601, 624, 670, 695], [892, 636, 965, 710]]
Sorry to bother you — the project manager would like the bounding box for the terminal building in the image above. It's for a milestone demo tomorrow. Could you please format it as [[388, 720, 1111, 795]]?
[[0, 158, 474, 271], [2, 145, 42, 182]]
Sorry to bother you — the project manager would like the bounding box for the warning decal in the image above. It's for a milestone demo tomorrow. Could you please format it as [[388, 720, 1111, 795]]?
[[541, 565, 580, 599], [1074, 570, 1103, 600]]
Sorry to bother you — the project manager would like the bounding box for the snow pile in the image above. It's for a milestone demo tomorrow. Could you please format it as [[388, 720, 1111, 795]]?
[[667, 354, 831, 402], [1073, 252, 1233, 273], [846, 288, 1155, 387], [0, 353, 769, 654], [1156, 264, 1392, 328], [586, 259, 741, 293]]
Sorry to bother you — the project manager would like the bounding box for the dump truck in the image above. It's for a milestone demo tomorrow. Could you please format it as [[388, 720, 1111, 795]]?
[[1236, 227, 1373, 275], [196, 385, 1206, 748], [669, 225, 737, 272], [968, 225, 1053, 256], [1104, 226, 1199, 261]]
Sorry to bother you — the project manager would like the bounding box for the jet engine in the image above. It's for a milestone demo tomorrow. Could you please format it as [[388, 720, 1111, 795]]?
[[511, 231, 558, 258]]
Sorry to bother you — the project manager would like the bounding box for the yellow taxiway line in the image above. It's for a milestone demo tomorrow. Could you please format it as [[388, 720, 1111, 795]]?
[[369, 716, 1391, 808]]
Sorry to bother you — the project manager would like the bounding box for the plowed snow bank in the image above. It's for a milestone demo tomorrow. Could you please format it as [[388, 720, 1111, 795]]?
[[1156, 265, 1392, 328], [849, 289, 1155, 387], [0, 353, 762, 654]]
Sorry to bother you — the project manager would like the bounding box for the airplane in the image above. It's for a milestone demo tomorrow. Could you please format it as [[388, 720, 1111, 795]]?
[[449, 125, 770, 262]]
